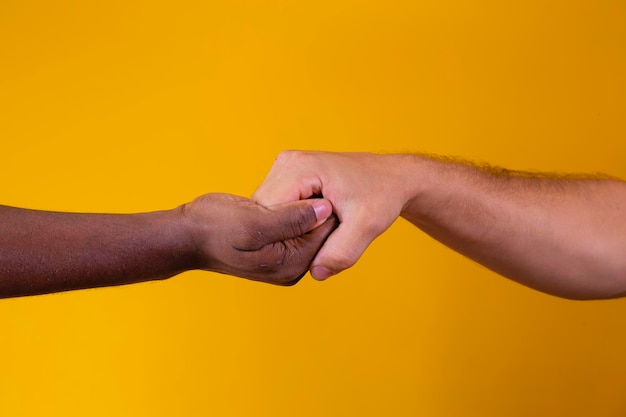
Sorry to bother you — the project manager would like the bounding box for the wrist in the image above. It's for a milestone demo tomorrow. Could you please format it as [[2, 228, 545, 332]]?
[[398, 154, 445, 223], [164, 204, 204, 272], [396, 154, 430, 215]]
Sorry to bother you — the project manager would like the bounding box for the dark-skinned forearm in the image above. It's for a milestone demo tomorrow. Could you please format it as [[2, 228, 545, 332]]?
[[0, 205, 197, 298]]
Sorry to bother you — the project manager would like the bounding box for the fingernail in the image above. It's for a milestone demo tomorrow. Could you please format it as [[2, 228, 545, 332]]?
[[312, 199, 331, 221], [311, 265, 335, 281]]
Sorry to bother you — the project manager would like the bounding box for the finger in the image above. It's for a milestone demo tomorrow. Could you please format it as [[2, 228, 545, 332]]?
[[275, 214, 340, 285], [252, 151, 321, 206], [252, 154, 297, 205], [253, 178, 319, 206], [253, 176, 297, 206], [309, 218, 384, 280], [260, 198, 333, 243]]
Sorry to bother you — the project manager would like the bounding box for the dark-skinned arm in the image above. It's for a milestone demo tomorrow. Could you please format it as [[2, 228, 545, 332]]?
[[0, 193, 336, 298]]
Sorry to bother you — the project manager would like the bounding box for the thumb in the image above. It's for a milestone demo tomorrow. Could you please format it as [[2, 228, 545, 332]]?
[[309, 218, 382, 280], [261, 198, 333, 243]]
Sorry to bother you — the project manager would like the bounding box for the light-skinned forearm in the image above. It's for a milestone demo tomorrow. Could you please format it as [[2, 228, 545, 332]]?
[[400, 155, 626, 300]]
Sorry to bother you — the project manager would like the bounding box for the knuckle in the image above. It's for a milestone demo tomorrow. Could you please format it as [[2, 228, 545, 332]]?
[[257, 242, 290, 272], [275, 274, 304, 287], [276, 150, 306, 166], [263, 242, 309, 284], [236, 222, 267, 251], [241, 233, 311, 285], [267, 204, 315, 242], [361, 216, 382, 238], [326, 250, 358, 272], [352, 205, 383, 237], [289, 206, 314, 236], [276, 149, 295, 161]]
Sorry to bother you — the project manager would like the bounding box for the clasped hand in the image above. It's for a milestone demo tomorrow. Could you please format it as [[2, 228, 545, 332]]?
[[207, 151, 410, 285], [185, 193, 337, 285]]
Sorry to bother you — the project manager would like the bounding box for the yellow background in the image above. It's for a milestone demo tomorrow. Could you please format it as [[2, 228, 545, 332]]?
[[1, 1, 625, 416]]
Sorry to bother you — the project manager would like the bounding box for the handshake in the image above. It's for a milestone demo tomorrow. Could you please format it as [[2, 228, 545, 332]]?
[[3, 150, 626, 299], [0, 151, 417, 298], [171, 151, 410, 285]]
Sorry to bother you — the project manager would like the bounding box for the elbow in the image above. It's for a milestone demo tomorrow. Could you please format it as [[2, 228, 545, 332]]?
[[553, 290, 622, 301], [526, 248, 626, 300], [534, 271, 626, 301], [505, 263, 626, 301], [566, 284, 626, 301]]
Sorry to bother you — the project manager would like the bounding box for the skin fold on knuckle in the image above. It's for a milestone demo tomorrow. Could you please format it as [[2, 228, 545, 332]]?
[[289, 205, 316, 237], [323, 249, 358, 273], [235, 218, 269, 251], [248, 242, 299, 283], [276, 149, 304, 166], [272, 241, 311, 284]]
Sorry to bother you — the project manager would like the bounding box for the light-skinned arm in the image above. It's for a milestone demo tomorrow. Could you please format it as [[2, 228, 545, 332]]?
[[253, 151, 626, 300], [0, 193, 336, 298]]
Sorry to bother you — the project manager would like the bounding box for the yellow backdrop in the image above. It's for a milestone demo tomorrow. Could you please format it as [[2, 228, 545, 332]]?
[[1, 1, 625, 416]]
